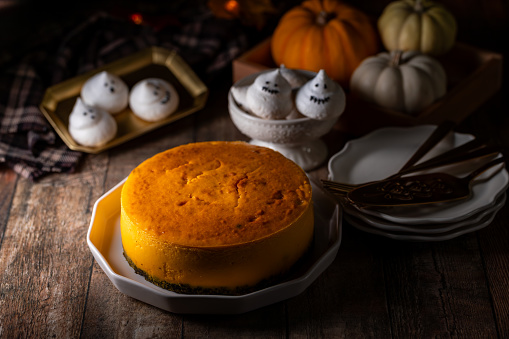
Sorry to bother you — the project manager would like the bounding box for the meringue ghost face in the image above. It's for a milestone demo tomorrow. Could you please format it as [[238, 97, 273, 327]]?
[[69, 99, 102, 129], [309, 80, 332, 104], [129, 78, 179, 122], [254, 69, 290, 96], [81, 71, 129, 114], [68, 98, 117, 147], [245, 69, 295, 120], [296, 69, 346, 121]]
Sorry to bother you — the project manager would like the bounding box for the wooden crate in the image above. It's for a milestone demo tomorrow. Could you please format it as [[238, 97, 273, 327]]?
[[232, 38, 503, 136]]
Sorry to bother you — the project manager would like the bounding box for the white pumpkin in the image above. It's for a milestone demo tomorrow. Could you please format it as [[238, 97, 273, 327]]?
[[377, 0, 457, 56], [350, 50, 446, 114]]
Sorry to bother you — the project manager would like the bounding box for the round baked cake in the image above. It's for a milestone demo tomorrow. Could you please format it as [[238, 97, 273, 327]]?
[[120, 141, 314, 295]]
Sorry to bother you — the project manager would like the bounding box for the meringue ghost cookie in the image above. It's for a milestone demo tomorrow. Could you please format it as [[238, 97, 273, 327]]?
[[279, 65, 308, 89], [68, 98, 117, 147], [245, 69, 294, 120], [295, 69, 346, 121], [230, 84, 248, 108], [81, 71, 129, 114], [285, 109, 306, 120], [129, 78, 179, 122]]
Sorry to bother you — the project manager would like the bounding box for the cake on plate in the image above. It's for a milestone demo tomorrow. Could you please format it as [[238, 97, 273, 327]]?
[[120, 141, 314, 295]]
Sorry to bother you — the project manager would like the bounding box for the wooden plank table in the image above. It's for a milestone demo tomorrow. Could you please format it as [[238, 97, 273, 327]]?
[[1, 65, 509, 338]]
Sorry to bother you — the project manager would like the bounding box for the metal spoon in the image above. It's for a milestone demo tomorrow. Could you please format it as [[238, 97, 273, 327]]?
[[345, 156, 505, 207], [322, 142, 500, 194]]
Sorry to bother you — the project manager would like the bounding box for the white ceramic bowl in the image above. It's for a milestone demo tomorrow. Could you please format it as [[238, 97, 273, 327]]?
[[228, 70, 340, 171]]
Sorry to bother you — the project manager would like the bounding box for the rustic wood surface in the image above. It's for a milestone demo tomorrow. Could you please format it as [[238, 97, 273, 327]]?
[[1, 72, 508, 338], [1, 1, 509, 337]]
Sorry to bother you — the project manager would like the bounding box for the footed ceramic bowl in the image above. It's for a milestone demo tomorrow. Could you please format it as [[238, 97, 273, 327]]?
[[228, 70, 340, 171]]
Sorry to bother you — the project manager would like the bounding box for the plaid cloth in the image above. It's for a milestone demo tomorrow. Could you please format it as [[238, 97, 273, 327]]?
[[0, 6, 249, 180]]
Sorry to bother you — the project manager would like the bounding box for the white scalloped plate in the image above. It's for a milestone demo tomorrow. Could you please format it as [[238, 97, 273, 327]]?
[[328, 125, 509, 225], [344, 194, 505, 242], [342, 193, 506, 234], [87, 177, 342, 314]]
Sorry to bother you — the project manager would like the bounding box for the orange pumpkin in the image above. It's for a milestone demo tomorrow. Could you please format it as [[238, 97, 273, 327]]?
[[271, 0, 379, 87]]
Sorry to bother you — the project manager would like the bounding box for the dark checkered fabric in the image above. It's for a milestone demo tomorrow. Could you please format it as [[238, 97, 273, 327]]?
[[0, 6, 249, 180]]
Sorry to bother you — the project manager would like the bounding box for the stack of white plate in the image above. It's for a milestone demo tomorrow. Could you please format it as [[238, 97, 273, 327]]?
[[328, 125, 508, 241]]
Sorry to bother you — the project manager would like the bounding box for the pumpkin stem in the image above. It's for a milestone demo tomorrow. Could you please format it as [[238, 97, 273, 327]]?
[[414, 0, 424, 12], [316, 11, 335, 26], [390, 50, 404, 67]]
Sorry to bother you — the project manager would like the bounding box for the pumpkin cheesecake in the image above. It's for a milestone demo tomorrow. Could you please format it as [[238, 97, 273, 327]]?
[[120, 141, 314, 295]]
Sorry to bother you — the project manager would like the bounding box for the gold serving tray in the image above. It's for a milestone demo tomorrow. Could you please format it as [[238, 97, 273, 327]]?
[[40, 47, 208, 154]]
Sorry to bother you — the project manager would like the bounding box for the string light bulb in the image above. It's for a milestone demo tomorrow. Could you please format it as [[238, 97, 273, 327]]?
[[130, 13, 144, 25], [224, 0, 240, 16]]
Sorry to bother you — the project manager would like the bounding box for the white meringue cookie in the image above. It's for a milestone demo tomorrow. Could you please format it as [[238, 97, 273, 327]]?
[[129, 78, 179, 122], [295, 69, 346, 121], [244, 69, 294, 120], [279, 64, 308, 89], [81, 71, 129, 114], [68, 98, 117, 147], [230, 85, 249, 108], [285, 108, 306, 120]]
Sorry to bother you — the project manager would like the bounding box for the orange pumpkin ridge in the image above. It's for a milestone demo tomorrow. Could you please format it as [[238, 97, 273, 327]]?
[[271, 0, 379, 88]]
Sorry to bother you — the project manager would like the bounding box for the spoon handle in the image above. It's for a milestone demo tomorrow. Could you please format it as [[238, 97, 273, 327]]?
[[397, 143, 499, 176], [464, 156, 506, 182], [398, 120, 455, 173]]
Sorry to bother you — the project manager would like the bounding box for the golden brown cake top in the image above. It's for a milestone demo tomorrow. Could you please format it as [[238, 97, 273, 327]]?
[[121, 141, 312, 247]]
